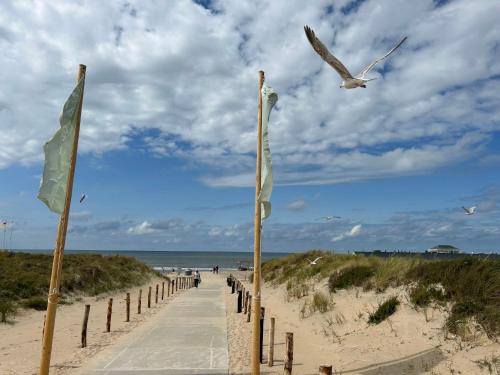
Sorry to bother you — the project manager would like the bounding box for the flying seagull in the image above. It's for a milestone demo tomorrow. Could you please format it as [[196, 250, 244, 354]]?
[[462, 206, 476, 215], [304, 25, 407, 89], [306, 257, 323, 265], [317, 216, 341, 222], [79, 194, 87, 203]]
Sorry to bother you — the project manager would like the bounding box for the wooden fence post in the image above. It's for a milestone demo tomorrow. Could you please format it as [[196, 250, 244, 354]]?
[[231, 280, 235, 294], [155, 284, 159, 304], [237, 290, 243, 313], [148, 286, 152, 308], [176, 278, 179, 292], [260, 307, 265, 363], [168, 280, 171, 297], [106, 298, 113, 333], [125, 293, 130, 322], [247, 296, 251, 322], [162, 281, 165, 300], [138, 289, 142, 314], [81, 304, 90, 348], [244, 291, 249, 314], [268, 317, 275, 366], [319, 365, 332, 375], [284, 332, 293, 375]]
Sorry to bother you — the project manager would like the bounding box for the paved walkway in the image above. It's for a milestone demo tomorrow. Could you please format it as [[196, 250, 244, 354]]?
[[81, 274, 228, 375]]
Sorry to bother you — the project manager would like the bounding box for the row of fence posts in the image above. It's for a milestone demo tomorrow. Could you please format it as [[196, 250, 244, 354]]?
[[80, 276, 194, 348], [227, 275, 333, 375]]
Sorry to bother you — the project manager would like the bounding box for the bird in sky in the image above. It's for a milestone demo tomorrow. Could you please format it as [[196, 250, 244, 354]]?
[[317, 216, 341, 222], [79, 194, 87, 203], [462, 206, 476, 215], [304, 25, 407, 89], [306, 257, 323, 265]]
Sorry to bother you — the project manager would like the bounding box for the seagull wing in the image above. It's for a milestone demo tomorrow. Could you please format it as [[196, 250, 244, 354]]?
[[356, 36, 407, 78], [304, 26, 353, 80], [470, 206, 477, 212], [462, 206, 469, 213], [313, 257, 323, 262], [305, 258, 312, 262]]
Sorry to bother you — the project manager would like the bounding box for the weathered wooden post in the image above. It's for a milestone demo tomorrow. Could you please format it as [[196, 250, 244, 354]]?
[[81, 304, 90, 348], [284, 332, 293, 375], [231, 280, 235, 294], [125, 293, 130, 322], [171, 279, 175, 295], [138, 289, 142, 314], [237, 290, 243, 313], [162, 281, 165, 300], [106, 298, 113, 333], [148, 286, 152, 308], [319, 365, 333, 375], [247, 296, 252, 322], [168, 280, 171, 297], [268, 317, 275, 366], [176, 278, 179, 292], [244, 291, 249, 314], [260, 307, 265, 363], [155, 284, 159, 304]]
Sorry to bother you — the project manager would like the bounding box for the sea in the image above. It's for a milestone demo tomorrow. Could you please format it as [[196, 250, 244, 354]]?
[[12, 249, 289, 271]]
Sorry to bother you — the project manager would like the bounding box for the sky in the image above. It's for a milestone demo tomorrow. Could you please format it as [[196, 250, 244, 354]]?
[[1, 0, 499, 253]]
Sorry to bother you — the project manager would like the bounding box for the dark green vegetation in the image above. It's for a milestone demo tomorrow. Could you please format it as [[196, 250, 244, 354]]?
[[262, 250, 500, 337], [368, 296, 400, 324], [0, 251, 158, 322]]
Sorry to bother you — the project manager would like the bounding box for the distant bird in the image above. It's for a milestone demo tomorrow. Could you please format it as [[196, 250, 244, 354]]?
[[317, 216, 341, 222], [304, 25, 407, 89], [306, 257, 322, 265], [79, 194, 87, 203], [462, 206, 476, 215]]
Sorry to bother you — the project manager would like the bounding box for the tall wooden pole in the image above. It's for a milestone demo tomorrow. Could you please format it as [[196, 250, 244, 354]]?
[[251, 70, 265, 375], [39, 64, 86, 375]]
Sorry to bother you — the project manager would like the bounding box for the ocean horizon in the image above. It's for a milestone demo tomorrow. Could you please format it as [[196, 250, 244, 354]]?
[[9, 249, 291, 270]]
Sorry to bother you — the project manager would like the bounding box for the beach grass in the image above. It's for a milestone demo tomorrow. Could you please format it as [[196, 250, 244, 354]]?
[[0, 251, 159, 321], [262, 250, 500, 337], [368, 296, 399, 324]]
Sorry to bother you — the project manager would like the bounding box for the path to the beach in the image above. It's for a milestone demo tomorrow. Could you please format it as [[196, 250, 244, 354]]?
[[80, 273, 228, 375]]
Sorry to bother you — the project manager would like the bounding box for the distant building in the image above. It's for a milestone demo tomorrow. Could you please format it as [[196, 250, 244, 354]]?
[[426, 245, 461, 254]]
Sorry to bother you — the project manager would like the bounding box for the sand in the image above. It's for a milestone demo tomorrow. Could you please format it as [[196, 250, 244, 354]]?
[[0, 275, 184, 375], [224, 271, 499, 375]]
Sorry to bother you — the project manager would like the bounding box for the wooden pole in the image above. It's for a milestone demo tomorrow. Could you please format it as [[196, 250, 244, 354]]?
[[247, 295, 252, 323], [155, 284, 159, 304], [237, 290, 243, 313], [106, 298, 113, 332], [125, 293, 130, 322], [162, 282, 165, 300], [81, 304, 90, 348], [284, 332, 293, 375], [148, 286, 152, 308], [138, 289, 142, 314], [259, 307, 265, 363], [244, 291, 249, 314], [168, 280, 171, 297], [251, 70, 265, 375], [319, 365, 332, 375], [39, 64, 86, 375], [268, 317, 275, 367]]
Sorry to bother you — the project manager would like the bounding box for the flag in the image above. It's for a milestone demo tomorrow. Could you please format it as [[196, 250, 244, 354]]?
[[258, 84, 278, 220], [38, 78, 84, 214]]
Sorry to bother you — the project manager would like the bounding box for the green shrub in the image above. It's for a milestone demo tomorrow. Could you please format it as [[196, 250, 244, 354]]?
[[21, 297, 47, 310], [0, 300, 17, 323], [409, 284, 447, 307], [368, 296, 399, 324], [311, 291, 332, 313], [328, 265, 374, 292]]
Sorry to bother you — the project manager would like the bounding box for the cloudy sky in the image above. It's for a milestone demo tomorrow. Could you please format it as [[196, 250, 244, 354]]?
[[1, 0, 499, 253]]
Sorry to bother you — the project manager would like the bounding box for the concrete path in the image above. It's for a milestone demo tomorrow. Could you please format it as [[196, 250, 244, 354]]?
[[80, 274, 228, 375]]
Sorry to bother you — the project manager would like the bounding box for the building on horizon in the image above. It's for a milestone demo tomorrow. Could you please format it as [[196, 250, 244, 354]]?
[[426, 244, 461, 254]]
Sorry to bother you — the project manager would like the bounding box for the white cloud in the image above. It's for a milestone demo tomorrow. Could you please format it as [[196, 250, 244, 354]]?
[[127, 221, 157, 235], [286, 199, 307, 211], [0, 0, 499, 186], [332, 224, 362, 242]]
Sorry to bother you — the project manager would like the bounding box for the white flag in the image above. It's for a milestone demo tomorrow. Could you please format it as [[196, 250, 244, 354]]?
[[258, 84, 278, 220], [38, 78, 84, 214]]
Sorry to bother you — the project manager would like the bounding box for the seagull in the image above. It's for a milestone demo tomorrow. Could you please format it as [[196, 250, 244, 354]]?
[[79, 194, 87, 203], [462, 206, 476, 215], [306, 257, 322, 265], [304, 25, 407, 89], [317, 216, 341, 222]]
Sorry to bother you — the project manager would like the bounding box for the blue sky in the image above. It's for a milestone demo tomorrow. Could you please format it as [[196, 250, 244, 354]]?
[[1, 0, 499, 252]]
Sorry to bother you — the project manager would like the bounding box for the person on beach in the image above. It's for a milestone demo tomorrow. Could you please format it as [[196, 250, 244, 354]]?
[[194, 270, 201, 287]]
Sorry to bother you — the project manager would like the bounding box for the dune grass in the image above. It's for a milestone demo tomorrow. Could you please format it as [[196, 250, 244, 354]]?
[[368, 296, 399, 324], [0, 251, 159, 321], [262, 250, 500, 337]]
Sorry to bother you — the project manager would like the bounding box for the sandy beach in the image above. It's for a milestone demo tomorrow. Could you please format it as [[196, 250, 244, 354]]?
[[0, 275, 184, 375], [225, 271, 499, 375]]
